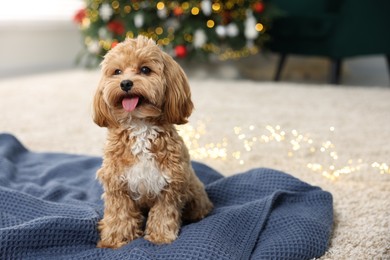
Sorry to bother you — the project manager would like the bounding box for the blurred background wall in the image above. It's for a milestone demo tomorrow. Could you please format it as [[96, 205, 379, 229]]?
[[0, 0, 83, 78]]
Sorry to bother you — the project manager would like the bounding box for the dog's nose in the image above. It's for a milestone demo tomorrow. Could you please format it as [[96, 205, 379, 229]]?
[[120, 80, 133, 92]]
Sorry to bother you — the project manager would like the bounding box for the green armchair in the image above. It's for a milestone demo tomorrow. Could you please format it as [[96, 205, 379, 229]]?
[[265, 0, 390, 84]]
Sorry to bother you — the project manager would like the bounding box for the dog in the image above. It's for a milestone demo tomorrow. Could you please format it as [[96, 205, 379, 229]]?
[[92, 35, 213, 248]]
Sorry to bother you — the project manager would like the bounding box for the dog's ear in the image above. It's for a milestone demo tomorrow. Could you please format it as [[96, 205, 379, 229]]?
[[162, 52, 194, 125], [92, 80, 116, 128]]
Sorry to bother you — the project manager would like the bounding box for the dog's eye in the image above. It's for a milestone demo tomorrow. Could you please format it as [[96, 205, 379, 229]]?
[[113, 69, 122, 75], [140, 66, 151, 75]]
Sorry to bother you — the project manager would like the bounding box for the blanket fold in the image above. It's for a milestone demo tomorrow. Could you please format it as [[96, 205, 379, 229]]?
[[0, 133, 333, 259]]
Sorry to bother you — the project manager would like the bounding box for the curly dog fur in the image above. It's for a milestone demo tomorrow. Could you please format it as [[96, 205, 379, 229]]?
[[92, 36, 213, 248]]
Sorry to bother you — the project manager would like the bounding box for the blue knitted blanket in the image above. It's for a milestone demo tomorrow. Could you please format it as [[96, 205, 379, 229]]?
[[0, 133, 333, 259]]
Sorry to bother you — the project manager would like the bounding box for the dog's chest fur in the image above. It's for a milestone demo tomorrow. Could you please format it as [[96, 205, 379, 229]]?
[[121, 121, 171, 200]]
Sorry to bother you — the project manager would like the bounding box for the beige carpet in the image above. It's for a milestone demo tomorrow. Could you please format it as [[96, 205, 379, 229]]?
[[0, 70, 389, 259]]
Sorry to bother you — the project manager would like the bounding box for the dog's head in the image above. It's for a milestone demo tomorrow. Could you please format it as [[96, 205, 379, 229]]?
[[92, 36, 193, 128]]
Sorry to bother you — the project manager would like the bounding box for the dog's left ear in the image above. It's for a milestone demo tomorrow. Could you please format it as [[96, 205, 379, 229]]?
[[92, 79, 117, 128], [162, 52, 194, 125]]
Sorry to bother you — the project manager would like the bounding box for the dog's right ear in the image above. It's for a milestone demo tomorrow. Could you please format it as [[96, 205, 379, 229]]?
[[92, 81, 115, 128]]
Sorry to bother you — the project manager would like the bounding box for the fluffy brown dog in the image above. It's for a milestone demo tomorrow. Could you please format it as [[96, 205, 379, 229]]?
[[92, 36, 213, 248]]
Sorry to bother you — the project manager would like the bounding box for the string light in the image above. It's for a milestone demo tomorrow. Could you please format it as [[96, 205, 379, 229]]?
[[206, 19, 215, 28], [212, 3, 221, 12], [255, 23, 264, 32], [191, 7, 200, 15], [124, 5, 131, 13], [156, 2, 165, 10], [181, 2, 190, 10], [111, 1, 119, 9], [177, 121, 389, 181], [155, 27, 163, 35]]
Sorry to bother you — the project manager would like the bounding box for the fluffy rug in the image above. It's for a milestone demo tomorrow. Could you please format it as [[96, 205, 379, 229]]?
[[0, 69, 389, 259]]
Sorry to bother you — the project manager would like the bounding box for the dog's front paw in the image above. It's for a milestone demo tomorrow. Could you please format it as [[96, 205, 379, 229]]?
[[144, 209, 180, 244], [144, 230, 177, 245], [97, 219, 143, 249], [97, 230, 143, 249]]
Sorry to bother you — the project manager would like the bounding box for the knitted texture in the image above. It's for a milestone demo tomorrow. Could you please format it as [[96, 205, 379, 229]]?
[[0, 133, 333, 259]]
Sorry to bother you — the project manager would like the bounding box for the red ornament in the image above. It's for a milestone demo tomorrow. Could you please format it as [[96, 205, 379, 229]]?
[[173, 7, 184, 16], [111, 41, 119, 49], [107, 20, 125, 35], [253, 2, 265, 13], [222, 11, 232, 24], [175, 45, 187, 58], [73, 8, 86, 24]]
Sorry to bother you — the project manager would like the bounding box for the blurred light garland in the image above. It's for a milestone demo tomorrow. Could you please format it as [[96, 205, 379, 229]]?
[[73, 0, 277, 66], [177, 121, 390, 181]]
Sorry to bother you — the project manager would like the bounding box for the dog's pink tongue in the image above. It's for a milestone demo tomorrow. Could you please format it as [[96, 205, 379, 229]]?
[[122, 96, 139, 112]]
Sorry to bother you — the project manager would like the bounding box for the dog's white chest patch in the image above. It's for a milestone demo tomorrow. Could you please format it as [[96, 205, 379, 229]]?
[[121, 121, 170, 199]]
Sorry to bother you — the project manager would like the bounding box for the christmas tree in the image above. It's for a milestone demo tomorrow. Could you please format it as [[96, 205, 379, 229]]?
[[74, 0, 275, 66]]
